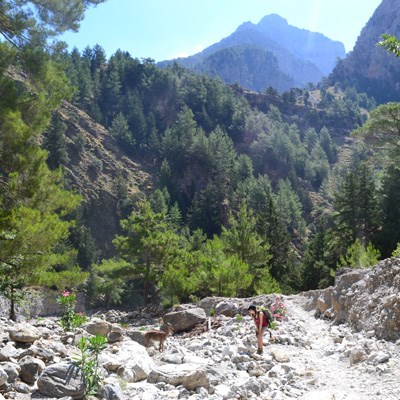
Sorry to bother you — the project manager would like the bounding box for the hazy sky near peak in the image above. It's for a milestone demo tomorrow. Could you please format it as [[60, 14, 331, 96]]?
[[61, 0, 383, 61]]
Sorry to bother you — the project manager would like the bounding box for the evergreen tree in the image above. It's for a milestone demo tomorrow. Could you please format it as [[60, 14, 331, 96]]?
[[337, 239, 380, 269], [43, 113, 69, 169], [0, 65, 81, 319], [221, 202, 271, 293], [302, 224, 332, 290], [70, 224, 100, 271], [193, 236, 253, 298], [0, 1, 106, 47], [319, 126, 337, 163], [274, 179, 306, 241], [125, 92, 147, 147], [379, 166, 400, 256], [113, 201, 177, 304], [161, 107, 198, 172], [0, 4, 90, 318], [188, 185, 224, 236], [353, 102, 400, 165], [333, 164, 379, 252], [110, 112, 135, 153]]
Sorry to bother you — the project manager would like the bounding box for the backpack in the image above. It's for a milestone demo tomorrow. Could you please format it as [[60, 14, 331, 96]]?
[[261, 308, 273, 328]]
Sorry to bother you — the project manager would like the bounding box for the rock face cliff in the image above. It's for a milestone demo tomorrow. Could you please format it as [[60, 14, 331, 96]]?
[[159, 14, 345, 92], [304, 257, 400, 341], [329, 0, 400, 103]]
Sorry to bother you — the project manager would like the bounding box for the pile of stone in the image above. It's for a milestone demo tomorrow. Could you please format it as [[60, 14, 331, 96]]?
[[304, 257, 400, 341]]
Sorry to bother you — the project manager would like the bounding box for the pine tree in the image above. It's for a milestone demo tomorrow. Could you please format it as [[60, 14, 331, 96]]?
[[0, 1, 100, 320], [379, 166, 400, 256], [333, 164, 379, 252], [302, 224, 332, 290], [353, 102, 400, 165], [337, 240, 380, 269], [113, 201, 173, 304], [43, 113, 69, 169], [0, 1, 106, 47], [110, 112, 135, 153], [221, 202, 272, 293], [193, 236, 253, 297], [319, 127, 337, 163]]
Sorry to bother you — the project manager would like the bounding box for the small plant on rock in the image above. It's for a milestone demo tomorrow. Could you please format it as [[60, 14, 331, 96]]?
[[57, 290, 87, 331], [270, 297, 286, 322], [74, 335, 108, 397], [235, 313, 243, 323], [269, 320, 278, 330]]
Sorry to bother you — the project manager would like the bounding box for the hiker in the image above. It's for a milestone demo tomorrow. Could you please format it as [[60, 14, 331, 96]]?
[[247, 304, 269, 354]]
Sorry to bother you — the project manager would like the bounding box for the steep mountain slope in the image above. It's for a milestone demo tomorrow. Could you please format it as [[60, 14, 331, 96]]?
[[56, 101, 152, 256], [194, 44, 293, 92], [329, 0, 400, 103], [159, 14, 345, 92], [255, 14, 345, 76]]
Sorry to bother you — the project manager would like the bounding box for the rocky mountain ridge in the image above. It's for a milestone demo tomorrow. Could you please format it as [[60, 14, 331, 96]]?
[[159, 14, 345, 92], [0, 257, 399, 399], [329, 0, 400, 103]]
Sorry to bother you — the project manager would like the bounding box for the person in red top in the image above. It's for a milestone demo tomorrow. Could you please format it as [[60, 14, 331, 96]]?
[[247, 304, 268, 354]]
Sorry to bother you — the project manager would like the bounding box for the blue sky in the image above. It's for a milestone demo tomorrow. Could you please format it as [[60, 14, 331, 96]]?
[[61, 0, 383, 61]]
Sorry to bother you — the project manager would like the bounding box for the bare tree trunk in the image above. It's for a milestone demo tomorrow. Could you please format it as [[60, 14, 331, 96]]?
[[9, 286, 16, 321]]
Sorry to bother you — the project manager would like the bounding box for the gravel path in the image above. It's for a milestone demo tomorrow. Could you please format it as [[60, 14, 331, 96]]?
[[281, 295, 400, 400]]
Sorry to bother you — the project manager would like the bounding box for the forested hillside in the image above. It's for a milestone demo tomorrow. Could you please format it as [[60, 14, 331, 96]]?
[[42, 43, 385, 307], [1, 0, 400, 314]]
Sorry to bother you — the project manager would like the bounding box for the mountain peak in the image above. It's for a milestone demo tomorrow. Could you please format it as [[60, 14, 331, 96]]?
[[257, 14, 289, 29], [159, 13, 345, 92], [236, 21, 256, 33]]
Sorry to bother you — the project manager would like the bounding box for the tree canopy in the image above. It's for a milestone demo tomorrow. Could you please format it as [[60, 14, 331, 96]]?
[[0, 0, 106, 47]]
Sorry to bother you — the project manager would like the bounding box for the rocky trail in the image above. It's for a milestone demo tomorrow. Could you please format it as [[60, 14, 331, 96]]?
[[282, 295, 400, 400], [122, 293, 400, 399], [0, 259, 400, 400]]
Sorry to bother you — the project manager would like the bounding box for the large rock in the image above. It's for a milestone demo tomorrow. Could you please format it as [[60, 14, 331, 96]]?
[[0, 343, 19, 361], [19, 355, 46, 384], [125, 330, 145, 346], [0, 289, 85, 319], [99, 383, 125, 400], [0, 362, 21, 383], [215, 301, 239, 317], [20, 344, 55, 362], [9, 323, 40, 344], [107, 331, 123, 343], [147, 363, 209, 390], [271, 349, 290, 363], [83, 318, 112, 336], [331, 268, 369, 323], [163, 308, 206, 332], [100, 340, 154, 383], [348, 346, 367, 365], [37, 362, 85, 399], [0, 366, 8, 386], [316, 287, 333, 316]]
